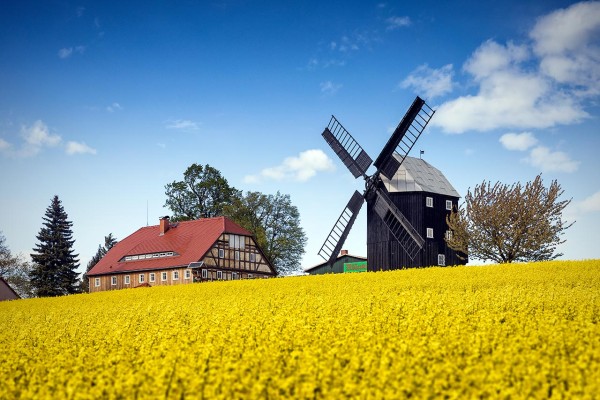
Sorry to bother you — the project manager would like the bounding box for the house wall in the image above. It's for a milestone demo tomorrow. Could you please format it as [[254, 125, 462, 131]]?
[[89, 266, 192, 293], [200, 233, 275, 276], [366, 190, 466, 270]]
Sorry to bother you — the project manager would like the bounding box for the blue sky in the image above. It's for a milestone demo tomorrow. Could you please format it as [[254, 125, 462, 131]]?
[[1, 0, 599, 273]]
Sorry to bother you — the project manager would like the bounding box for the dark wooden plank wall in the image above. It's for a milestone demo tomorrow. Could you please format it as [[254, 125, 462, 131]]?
[[366, 190, 466, 270]]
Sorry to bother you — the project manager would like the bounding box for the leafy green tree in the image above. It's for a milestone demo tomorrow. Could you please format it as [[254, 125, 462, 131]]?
[[164, 164, 239, 221], [224, 191, 307, 275], [81, 233, 117, 292], [30, 196, 80, 296], [0, 231, 33, 298], [446, 174, 573, 263]]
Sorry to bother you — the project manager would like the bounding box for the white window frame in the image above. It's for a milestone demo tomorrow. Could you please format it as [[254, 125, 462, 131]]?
[[250, 253, 256, 262], [172, 270, 179, 280], [427, 228, 434, 239], [161, 272, 167, 282], [184, 270, 191, 279], [216, 270, 223, 280], [111, 276, 117, 286], [139, 274, 145, 284], [94, 277, 100, 287], [438, 254, 446, 266], [445, 230, 453, 241], [149, 273, 156, 283], [201, 269, 208, 279], [446, 200, 453, 210], [426, 197, 433, 208], [248, 274, 253, 279], [124, 275, 130, 285], [218, 248, 224, 258]]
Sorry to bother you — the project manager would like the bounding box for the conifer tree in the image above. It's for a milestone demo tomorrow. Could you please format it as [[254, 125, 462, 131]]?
[[30, 195, 80, 296]]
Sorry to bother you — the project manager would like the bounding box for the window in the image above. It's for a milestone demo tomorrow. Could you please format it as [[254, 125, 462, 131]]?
[[111, 276, 117, 286], [445, 230, 453, 241], [249, 253, 256, 262], [229, 234, 245, 249], [446, 200, 453, 210], [201, 269, 208, 279], [426, 197, 433, 208], [235, 251, 240, 261], [218, 249, 224, 258], [248, 274, 253, 279], [185, 270, 191, 279], [161, 272, 167, 281], [216, 270, 223, 280], [427, 228, 434, 239], [172, 270, 179, 280], [124, 275, 130, 285], [139, 274, 145, 284], [149, 273, 156, 283], [438, 254, 446, 266], [95, 277, 100, 287], [232, 272, 239, 280]]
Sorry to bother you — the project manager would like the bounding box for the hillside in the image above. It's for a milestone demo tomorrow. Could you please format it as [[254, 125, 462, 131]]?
[[1, 260, 599, 398]]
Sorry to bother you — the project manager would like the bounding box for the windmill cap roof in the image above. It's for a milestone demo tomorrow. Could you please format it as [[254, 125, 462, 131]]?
[[381, 155, 460, 197]]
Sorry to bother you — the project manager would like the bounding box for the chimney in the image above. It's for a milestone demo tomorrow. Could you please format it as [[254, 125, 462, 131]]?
[[340, 249, 348, 256], [159, 216, 170, 236]]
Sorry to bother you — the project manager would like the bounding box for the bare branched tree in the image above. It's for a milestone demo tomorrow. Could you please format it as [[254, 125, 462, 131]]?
[[446, 174, 573, 263]]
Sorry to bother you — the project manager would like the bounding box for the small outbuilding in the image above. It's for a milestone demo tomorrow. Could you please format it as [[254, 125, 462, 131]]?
[[0, 277, 20, 301], [305, 250, 367, 275]]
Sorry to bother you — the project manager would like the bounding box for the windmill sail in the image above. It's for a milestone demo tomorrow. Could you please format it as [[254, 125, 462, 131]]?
[[318, 190, 364, 266], [322, 116, 373, 179], [372, 189, 424, 260], [373, 97, 435, 180]]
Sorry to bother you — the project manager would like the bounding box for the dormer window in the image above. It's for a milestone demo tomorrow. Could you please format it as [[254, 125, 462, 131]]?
[[121, 251, 176, 262]]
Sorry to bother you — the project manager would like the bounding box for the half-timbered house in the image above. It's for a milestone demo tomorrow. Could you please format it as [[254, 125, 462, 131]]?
[[86, 216, 276, 293]]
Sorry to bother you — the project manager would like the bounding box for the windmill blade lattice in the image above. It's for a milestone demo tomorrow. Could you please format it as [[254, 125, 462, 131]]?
[[322, 116, 373, 179], [318, 190, 365, 266], [374, 97, 435, 180], [373, 190, 425, 260]]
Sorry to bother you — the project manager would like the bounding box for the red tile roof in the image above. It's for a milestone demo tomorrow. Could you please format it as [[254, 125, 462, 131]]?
[[87, 217, 251, 276]]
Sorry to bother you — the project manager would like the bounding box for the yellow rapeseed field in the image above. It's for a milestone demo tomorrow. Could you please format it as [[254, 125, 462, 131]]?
[[1, 260, 599, 399]]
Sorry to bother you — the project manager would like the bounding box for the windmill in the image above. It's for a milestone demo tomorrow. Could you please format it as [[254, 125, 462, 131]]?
[[318, 96, 436, 269]]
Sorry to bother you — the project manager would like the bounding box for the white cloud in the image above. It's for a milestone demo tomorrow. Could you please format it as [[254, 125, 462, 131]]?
[[58, 48, 73, 59], [499, 132, 538, 151], [320, 81, 343, 95], [58, 46, 85, 59], [21, 120, 61, 148], [244, 149, 335, 183], [431, 39, 588, 133], [430, 1, 600, 135], [386, 16, 411, 31], [530, 1, 600, 96], [525, 145, 579, 173], [401, 64, 454, 99], [165, 119, 200, 131], [106, 102, 122, 112], [0, 138, 10, 151], [65, 141, 97, 155], [579, 190, 600, 213]]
